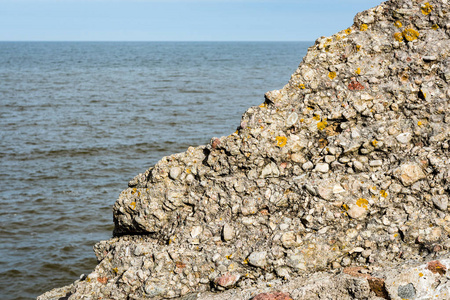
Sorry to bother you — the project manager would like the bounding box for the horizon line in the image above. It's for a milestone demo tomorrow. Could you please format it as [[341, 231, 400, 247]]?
[[0, 40, 315, 43]]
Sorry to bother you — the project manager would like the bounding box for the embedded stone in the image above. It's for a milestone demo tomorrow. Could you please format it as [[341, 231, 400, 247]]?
[[248, 251, 267, 268], [394, 164, 426, 186]]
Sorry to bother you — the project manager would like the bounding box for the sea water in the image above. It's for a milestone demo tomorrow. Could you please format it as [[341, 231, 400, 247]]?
[[0, 41, 310, 299]]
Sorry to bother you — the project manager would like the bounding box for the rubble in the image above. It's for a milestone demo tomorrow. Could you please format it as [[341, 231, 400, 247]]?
[[38, 0, 449, 299]]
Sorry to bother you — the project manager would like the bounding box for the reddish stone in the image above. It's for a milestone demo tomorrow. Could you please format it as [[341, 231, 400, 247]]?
[[214, 273, 240, 288], [343, 266, 370, 279], [348, 81, 365, 90], [344, 267, 389, 299], [427, 260, 447, 275], [211, 138, 221, 149], [252, 292, 292, 300], [97, 277, 108, 284]]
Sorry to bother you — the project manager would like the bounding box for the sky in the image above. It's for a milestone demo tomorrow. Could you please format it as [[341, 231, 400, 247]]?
[[0, 0, 383, 41]]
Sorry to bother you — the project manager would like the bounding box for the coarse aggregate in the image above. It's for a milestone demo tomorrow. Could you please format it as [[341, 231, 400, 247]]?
[[39, 0, 450, 299]]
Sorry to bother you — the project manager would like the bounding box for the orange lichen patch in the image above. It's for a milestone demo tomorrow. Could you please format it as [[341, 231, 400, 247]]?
[[186, 168, 191, 174], [259, 102, 267, 108], [313, 114, 321, 121], [432, 24, 439, 30], [402, 28, 419, 41], [342, 203, 349, 211], [400, 71, 409, 82], [356, 198, 369, 209], [276, 136, 287, 147], [97, 277, 108, 284], [418, 121, 423, 126], [395, 20, 403, 28], [419, 272, 424, 277], [328, 71, 337, 80], [372, 140, 378, 147], [130, 201, 136, 210], [131, 188, 137, 194], [427, 260, 447, 275], [318, 138, 328, 148], [335, 34, 342, 41], [356, 68, 361, 75], [344, 28, 352, 35], [243, 258, 249, 265], [421, 2, 433, 15], [380, 190, 388, 198], [317, 119, 328, 131], [298, 83, 306, 89], [113, 267, 119, 274], [394, 32, 404, 42], [360, 24, 368, 31], [300, 118, 305, 123], [356, 45, 362, 51]]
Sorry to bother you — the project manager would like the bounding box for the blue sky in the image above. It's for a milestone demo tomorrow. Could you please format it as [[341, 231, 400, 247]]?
[[1, 0, 382, 41]]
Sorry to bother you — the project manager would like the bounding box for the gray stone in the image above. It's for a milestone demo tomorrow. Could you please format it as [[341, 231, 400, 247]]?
[[248, 251, 267, 268]]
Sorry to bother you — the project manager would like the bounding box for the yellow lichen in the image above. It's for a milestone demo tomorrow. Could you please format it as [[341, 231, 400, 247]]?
[[186, 168, 191, 174], [328, 71, 337, 80], [402, 28, 419, 41], [113, 267, 119, 274], [372, 140, 378, 147], [419, 272, 424, 277], [300, 118, 304, 123], [342, 204, 349, 211], [432, 24, 439, 30], [276, 136, 287, 147], [356, 68, 361, 75], [243, 258, 249, 265], [313, 114, 321, 121], [344, 28, 352, 35], [130, 201, 136, 210], [86, 276, 91, 283], [421, 2, 433, 15], [356, 198, 369, 209], [380, 190, 388, 198], [418, 121, 423, 126], [356, 45, 361, 51], [394, 32, 404, 42], [259, 102, 267, 108], [395, 20, 403, 28], [298, 83, 306, 89], [317, 119, 328, 131], [131, 188, 137, 194], [360, 24, 368, 31]]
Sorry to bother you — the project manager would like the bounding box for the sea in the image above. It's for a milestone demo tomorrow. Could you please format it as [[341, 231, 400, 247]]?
[[0, 41, 311, 300]]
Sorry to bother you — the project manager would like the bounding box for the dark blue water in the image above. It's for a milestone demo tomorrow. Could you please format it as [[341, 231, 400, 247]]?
[[0, 42, 310, 300]]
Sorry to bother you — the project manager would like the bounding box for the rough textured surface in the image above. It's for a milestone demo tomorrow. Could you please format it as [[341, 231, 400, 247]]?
[[39, 0, 450, 299]]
